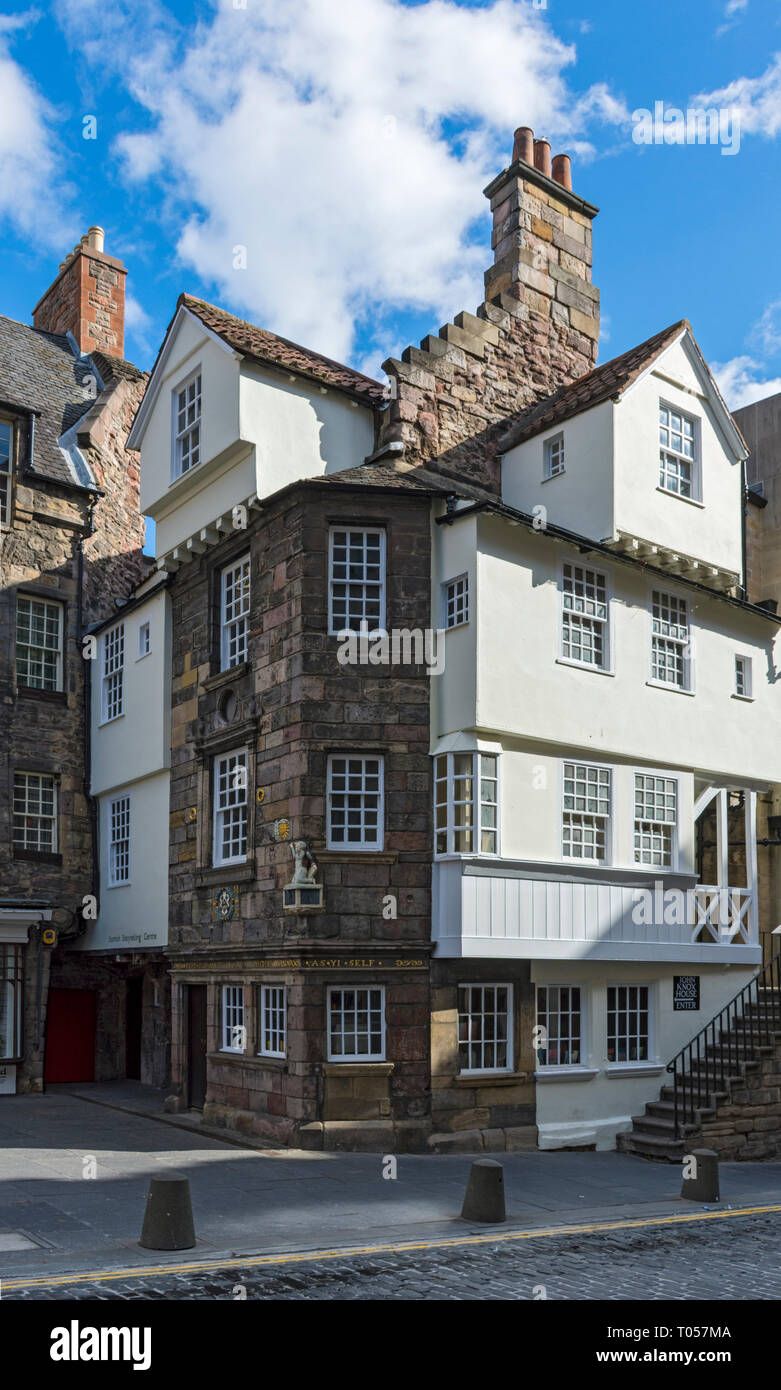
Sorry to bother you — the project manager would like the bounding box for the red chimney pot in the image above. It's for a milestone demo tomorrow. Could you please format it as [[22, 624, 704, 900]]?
[[533, 139, 551, 178], [552, 154, 572, 191], [512, 126, 535, 165]]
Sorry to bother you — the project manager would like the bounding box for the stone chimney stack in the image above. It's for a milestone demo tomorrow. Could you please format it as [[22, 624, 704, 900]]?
[[378, 126, 600, 493], [32, 227, 127, 359]]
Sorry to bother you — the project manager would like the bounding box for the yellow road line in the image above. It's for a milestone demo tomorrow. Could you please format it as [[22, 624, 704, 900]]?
[[5, 1202, 781, 1292]]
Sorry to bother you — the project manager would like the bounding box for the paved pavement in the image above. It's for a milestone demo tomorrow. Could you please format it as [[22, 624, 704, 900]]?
[[2, 1084, 781, 1297]]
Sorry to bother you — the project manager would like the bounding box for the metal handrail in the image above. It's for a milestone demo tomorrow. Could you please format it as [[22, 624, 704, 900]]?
[[666, 952, 781, 1138]]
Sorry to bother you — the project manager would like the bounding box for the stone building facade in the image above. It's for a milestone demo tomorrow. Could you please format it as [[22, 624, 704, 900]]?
[[0, 232, 163, 1096]]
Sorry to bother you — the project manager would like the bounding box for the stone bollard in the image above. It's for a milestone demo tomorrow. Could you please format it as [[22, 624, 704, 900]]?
[[139, 1173, 196, 1250], [681, 1149, 719, 1203], [461, 1158, 506, 1223]]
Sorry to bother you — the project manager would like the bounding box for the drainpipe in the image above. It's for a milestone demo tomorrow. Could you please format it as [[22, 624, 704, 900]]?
[[740, 458, 749, 601], [74, 491, 101, 939]]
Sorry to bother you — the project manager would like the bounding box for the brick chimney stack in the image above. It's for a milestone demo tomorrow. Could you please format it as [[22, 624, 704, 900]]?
[[32, 227, 127, 359]]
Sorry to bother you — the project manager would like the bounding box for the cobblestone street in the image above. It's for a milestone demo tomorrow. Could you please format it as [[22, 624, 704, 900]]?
[[7, 1209, 780, 1301]]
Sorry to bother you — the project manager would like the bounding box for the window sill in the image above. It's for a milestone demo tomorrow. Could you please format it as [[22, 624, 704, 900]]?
[[196, 861, 255, 887], [207, 1051, 288, 1072], [656, 486, 704, 509], [555, 658, 614, 678], [541, 471, 565, 483], [168, 457, 206, 490], [201, 662, 250, 692], [318, 849, 398, 864], [444, 620, 469, 632], [12, 849, 62, 865], [98, 713, 125, 727], [646, 680, 695, 697], [534, 1067, 599, 1083], [16, 687, 67, 703], [455, 1071, 528, 1087], [106, 882, 132, 890], [323, 1061, 393, 1074], [604, 1063, 665, 1078], [731, 693, 754, 703]]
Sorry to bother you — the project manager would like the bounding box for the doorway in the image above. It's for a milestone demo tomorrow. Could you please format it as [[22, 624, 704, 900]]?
[[125, 976, 143, 1080], [45, 988, 96, 1083], [186, 984, 208, 1110]]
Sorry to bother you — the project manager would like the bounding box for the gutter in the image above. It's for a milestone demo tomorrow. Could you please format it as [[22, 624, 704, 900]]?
[[436, 498, 781, 625]]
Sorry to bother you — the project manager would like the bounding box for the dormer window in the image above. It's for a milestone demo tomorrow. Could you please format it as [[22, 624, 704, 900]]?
[[172, 370, 201, 479], [0, 417, 14, 525], [544, 432, 565, 479], [659, 404, 699, 500]]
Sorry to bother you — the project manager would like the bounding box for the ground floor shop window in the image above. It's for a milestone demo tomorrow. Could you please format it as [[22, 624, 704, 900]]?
[[458, 984, 512, 1072], [0, 945, 23, 1060], [536, 985, 581, 1066], [221, 985, 245, 1052], [607, 985, 650, 1062], [327, 986, 385, 1060], [258, 985, 286, 1058]]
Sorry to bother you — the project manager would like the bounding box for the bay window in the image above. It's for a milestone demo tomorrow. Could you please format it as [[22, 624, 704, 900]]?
[[434, 751, 498, 856]]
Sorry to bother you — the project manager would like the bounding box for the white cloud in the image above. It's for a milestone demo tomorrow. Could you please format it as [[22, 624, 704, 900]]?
[[54, 0, 628, 366], [695, 54, 781, 137], [756, 298, 781, 354], [713, 355, 781, 409], [124, 292, 155, 358], [0, 12, 77, 248]]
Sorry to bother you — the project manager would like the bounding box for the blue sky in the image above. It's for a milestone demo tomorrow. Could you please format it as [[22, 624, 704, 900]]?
[[2, 0, 781, 418]]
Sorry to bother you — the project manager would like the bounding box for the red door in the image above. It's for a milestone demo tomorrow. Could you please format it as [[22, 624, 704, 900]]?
[[45, 988, 96, 1083]]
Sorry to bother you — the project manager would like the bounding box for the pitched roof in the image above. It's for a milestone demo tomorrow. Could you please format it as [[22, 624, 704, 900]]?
[[497, 320, 688, 452], [0, 315, 101, 488], [180, 294, 386, 405]]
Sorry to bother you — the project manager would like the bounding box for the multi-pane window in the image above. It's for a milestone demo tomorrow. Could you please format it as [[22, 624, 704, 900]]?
[[544, 432, 565, 478], [328, 986, 385, 1060], [13, 772, 57, 853], [536, 986, 581, 1067], [0, 418, 13, 525], [561, 563, 608, 669], [327, 756, 383, 851], [213, 750, 248, 865], [328, 527, 385, 634], [458, 985, 512, 1072], [651, 591, 690, 689], [562, 762, 610, 861], [607, 985, 650, 1063], [16, 596, 63, 691], [101, 624, 124, 722], [137, 621, 151, 658], [173, 372, 201, 477], [634, 775, 676, 868], [220, 556, 250, 670], [0, 945, 24, 1060], [444, 575, 469, 629], [434, 752, 498, 855], [735, 655, 752, 698], [222, 986, 246, 1053], [258, 985, 287, 1058], [659, 405, 696, 498], [108, 795, 131, 885]]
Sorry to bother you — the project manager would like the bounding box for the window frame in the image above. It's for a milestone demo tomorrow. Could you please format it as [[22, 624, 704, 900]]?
[[327, 526, 387, 636], [326, 984, 386, 1062], [171, 367, 202, 481], [543, 431, 565, 480], [0, 414, 15, 527], [221, 985, 246, 1054], [258, 984, 287, 1059], [326, 754, 385, 852], [0, 944, 24, 1062], [442, 574, 469, 630], [457, 982, 513, 1075], [734, 654, 753, 700], [212, 748, 249, 867], [100, 623, 125, 724], [107, 793, 131, 888], [220, 555, 251, 671], [632, 770, 678, 871], [15, 594, 64, 692], [558, 561, 611, 673], [535, 984, 583, 1068], [433, 750, 500, 858], [658, 401, 701, 502], [649, 587, 693, 693], [606, 983, 652, 1065], [136, 620, 151, 660], [560, 758, 612, 865], [12, 771, 58, 854]]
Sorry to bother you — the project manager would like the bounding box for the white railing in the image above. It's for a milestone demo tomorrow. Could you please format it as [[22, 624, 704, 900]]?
[[692, 886, 754, 945]]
